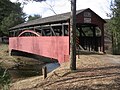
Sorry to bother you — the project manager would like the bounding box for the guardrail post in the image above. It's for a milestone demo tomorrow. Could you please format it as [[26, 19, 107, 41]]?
[[42, 66, 47, 79], [9, 50, 11, 56]]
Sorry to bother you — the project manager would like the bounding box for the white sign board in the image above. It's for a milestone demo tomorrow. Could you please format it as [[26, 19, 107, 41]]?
[[84, 18, 91, 23]]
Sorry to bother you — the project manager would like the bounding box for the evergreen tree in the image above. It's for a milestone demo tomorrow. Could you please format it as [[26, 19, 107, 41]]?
[[27, 14, 41, 21], [110, 0, 120, 54], [1, 12, 25, 35], [0, 0, 25, 36]]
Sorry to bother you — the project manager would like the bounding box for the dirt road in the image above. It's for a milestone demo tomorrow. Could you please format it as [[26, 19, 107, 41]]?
[[92, 54, 120, 64]]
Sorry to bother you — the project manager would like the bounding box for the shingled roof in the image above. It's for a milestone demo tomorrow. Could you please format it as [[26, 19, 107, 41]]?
[[10, 9, 87, 30], [9, 8, 106, 30]]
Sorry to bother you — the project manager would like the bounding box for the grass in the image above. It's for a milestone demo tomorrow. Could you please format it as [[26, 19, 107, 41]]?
[[0, 44, 44, 84], [0, 44, 17, 68], [0, 44, 8, 57], [0, 44, 43, 69], [0, 44, 11, 90]]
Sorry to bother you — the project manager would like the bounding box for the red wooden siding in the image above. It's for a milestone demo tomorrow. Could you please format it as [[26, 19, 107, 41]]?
[[76, 9, 105, 30], [9, 36, 69, 63]]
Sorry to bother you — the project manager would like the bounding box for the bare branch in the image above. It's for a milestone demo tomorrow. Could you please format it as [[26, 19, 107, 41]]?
[[33, 0, 46, 2], [44, 1, 57, 15]]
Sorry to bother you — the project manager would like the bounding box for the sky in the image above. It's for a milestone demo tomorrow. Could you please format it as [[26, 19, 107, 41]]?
[[10, 0, 112, 19]]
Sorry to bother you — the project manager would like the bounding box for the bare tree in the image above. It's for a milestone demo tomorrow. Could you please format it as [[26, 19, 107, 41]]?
[[70, 0, 76, 70]]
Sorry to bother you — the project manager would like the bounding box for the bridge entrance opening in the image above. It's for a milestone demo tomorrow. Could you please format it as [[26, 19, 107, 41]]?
[[76, 23, 102, 52]]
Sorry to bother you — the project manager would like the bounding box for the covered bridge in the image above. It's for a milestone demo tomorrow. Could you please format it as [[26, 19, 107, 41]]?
[[9, 8, 106, 63]]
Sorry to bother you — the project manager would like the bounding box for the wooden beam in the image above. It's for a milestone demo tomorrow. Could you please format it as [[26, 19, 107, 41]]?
[[50, 26, 56, 36], [41, 29, 45, 36], [62, 24, 64, 36]]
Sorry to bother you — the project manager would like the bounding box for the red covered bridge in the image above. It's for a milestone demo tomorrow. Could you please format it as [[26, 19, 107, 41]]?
[[9, 8, 106, 63]]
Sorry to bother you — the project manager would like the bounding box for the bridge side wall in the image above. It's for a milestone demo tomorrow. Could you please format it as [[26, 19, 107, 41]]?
[[9, 36, 69, 63]]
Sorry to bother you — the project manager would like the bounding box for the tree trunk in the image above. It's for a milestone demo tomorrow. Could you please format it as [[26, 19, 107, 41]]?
[[70, 0, 76, 70]]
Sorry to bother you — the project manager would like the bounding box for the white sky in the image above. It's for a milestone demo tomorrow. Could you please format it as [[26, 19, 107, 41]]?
[[10, 0, 112, 19]]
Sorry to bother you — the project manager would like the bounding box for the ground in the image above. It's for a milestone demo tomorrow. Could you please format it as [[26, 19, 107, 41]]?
[[10, 55, 120, 90], [0, 44, 120, 90]]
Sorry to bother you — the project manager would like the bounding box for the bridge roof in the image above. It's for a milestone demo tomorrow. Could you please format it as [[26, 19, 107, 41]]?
[[9, 8, 106, 30]]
